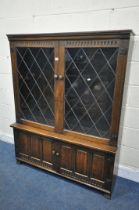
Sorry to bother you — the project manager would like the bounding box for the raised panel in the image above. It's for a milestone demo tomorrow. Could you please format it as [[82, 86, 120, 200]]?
[[75, 149, 88, 176], [16, 131, 30, 155], [42, 139, 53, 164], [60, 145, 73, 171], [30, 135, 41, 159], [92, 153, 105, 181]]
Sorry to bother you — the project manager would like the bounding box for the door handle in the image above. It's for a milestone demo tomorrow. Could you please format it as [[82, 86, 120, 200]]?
[[52, 150, 60, 157], [54, 74, 58, 79], [58, 75, 64, 80], [52, 150, 56, 155]]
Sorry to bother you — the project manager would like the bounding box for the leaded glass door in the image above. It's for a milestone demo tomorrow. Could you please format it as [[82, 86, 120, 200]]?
[[64, 40, 119, 139], [13, 38, 121, 140], [15, 41, 58, 130]]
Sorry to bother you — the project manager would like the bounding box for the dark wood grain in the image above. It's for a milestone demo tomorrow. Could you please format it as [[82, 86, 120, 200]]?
[[9, 31, 131, 197], [42, 139, 53, 163], [30, 135, 41, 159], [92, 154, 105, 181], [7, 30, 133, 41], [110, 40, 130, 145], [11, 123, 117, 154], [75, 149, 88, 176], [55, 45, 65, 133], [60, 145, 73, 171], [16, 131, 30, 156], [9, 43, 21, 122]]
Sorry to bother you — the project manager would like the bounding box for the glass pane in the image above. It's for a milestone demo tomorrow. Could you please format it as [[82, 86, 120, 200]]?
[[64, 47, 119, 138], [16, 47, 54, 126]]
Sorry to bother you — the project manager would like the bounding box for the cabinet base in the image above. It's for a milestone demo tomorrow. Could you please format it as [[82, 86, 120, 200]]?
[[14, 128, 114, 198], [16, 156, 111, 196]]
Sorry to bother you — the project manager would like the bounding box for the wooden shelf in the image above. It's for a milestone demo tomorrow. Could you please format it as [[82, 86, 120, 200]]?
[[11, 123, 117, 154]]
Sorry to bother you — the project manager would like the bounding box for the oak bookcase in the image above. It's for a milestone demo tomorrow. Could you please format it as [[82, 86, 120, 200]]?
[[8, 30, 132, 198]]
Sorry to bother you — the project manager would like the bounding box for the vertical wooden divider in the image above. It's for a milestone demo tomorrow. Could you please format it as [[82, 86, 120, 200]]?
[[10, 42, 22, 122], [110, 40, 129, 145], [54, 41, 65, 133]]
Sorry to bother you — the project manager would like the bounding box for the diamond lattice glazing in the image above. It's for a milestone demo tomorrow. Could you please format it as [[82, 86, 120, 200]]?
[[16, 47, 54, 126], [64, 47, 119, 137]]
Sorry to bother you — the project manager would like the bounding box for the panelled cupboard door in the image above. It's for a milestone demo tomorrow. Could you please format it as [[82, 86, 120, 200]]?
[[74, 147, 106, 180], [58, 142, 113, 190], [74, 147, 114, 190], [14, 129, 114, 191], [30, 135, 41, 160], [75, 149, 89, 177], [91, 153, 105, 181], [15, 131, 42, 161], [42, 137, 56, 170], [15, 131, 30, 156], [11, 40, 64, 132], [60, 144, 74, 174]]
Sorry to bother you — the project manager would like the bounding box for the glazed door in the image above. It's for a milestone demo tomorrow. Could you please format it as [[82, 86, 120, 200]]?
[[12, 38, 124, 141], [63, 40, 119, 140], [12, 41, 63, 132]]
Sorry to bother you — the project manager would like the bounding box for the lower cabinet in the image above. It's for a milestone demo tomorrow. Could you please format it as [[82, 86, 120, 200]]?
[[14, 129, 115, 195]]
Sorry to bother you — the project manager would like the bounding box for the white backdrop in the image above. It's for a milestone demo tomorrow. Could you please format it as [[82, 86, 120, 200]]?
[[0, 0, 139, 181]]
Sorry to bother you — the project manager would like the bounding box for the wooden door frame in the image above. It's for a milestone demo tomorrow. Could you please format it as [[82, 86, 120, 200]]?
[[10, 40, 59, 133], [110, 39, 130, 145], [8, 31, 132, 147], [62, 39, 128, 146], [54, 42, 65, 132]]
